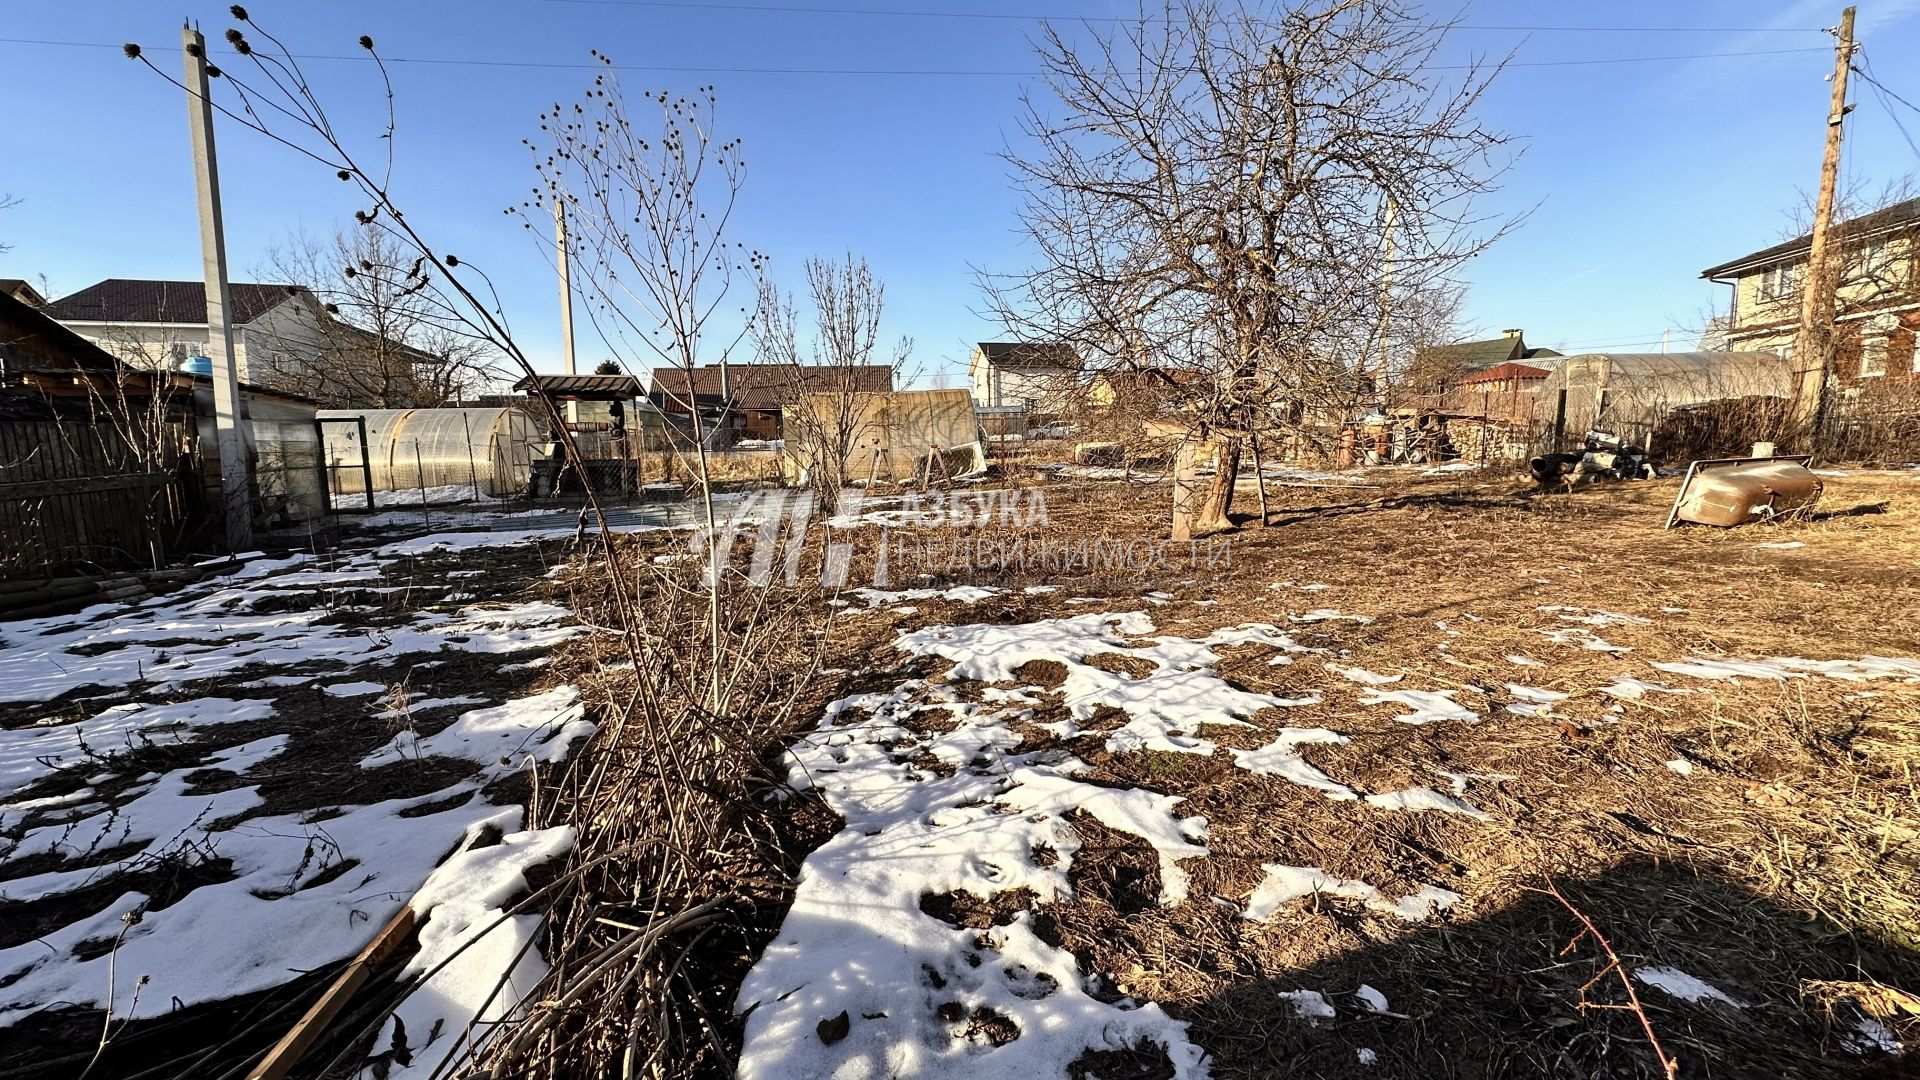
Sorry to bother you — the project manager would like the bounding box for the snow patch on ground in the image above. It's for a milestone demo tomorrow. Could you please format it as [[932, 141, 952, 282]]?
[[361, 686, 595, 777], [896, 613, 1318, 756], [1845, 1016, 1903, 1054], [0, 525, 605, 1035], [1330, 665, 1402, 686], [1632, 966, 1742, 1007], [1654, 655, 1920, 683], [1292, 608, 1375, 624], [1598, 677, 1691, 701], [367, 818, 576, 1079], [850, 585, 1003, 607], [1357, 688, 1478, 726], [1228, 730, 1355, 799], [739, 666, 1209, 1079], [0, 697, 275, 801], [1364, 786, 1491, 821], [1244, 865, 1460, 923], [1277, 989, 1338, 1024]]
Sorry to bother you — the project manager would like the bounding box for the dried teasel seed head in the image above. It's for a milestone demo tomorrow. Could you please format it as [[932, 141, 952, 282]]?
[[122, 43, 141, 59], [230, 4, 249, 19], [359, 35, 374, 50]]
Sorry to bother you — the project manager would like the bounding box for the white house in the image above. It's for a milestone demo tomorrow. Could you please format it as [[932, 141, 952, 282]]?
[[43, 278, 436, 408], [968, 341, 1083, 414]]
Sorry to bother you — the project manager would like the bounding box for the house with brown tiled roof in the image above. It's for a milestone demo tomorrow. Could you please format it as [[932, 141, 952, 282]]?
[[43, 278, 439, 408], [646, 363, 895, 443]]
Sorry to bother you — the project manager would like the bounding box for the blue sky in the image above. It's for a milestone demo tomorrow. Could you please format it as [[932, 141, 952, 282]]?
[[5, 0, 1920, 385]]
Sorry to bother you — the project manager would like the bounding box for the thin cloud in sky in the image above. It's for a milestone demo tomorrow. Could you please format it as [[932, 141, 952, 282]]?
[[1552, 261, 1610, 287]]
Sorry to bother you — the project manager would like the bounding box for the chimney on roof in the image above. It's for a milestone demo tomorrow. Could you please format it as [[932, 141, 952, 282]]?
[[1502, 328, 1523, 338]]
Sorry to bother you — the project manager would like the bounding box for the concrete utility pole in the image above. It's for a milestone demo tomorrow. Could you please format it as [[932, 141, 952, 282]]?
[[183, 23, 253, 551], [554, 199, 579, 426], [554, 198, 577, 377], [1790, 5, 1857, 439]]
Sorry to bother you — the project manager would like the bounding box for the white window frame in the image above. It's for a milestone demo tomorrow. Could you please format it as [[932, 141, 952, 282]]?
[[1759, 263, 1799, 302], [1859, 337, 1888, 378]]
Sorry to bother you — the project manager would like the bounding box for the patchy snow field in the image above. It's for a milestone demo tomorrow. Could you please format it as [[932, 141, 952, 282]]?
[[739, 579, 1920, 1078], [0, 523, 609, 1073]]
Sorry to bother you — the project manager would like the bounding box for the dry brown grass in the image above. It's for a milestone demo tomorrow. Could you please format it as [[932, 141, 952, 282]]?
[[788, 464, 1920, 1078]]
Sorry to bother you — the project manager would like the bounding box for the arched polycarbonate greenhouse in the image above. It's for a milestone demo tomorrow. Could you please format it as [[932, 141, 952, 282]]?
[[317, 408, 544, 501]]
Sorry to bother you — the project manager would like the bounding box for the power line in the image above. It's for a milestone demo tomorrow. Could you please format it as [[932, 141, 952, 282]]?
[[540, 0, 1822, 32], [1853, 50, 1920, 129], [0, 36, 1829, 76], [1859, 72, 1920, 159]]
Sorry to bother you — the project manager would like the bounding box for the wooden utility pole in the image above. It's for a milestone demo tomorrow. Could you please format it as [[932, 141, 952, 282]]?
[[183, 24, 253, 551], [1790, 5, 1857, 439]]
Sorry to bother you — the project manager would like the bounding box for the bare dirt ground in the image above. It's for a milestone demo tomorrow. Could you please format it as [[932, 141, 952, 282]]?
[[754, 463, 1920, 1079]]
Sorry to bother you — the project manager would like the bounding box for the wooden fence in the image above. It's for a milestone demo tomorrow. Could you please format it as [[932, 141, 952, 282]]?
[[0, 420, 198, 579]]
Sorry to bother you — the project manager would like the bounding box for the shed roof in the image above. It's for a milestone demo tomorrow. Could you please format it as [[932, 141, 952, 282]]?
[[976, 342, 1082, 371], [1417, 334, 1525, 370], [646, 363, 895, 411], [1458, 361, 1550, 385], [512, 373, 644, 400], [1700, 196, 1920, 278], [0, 290, 123, 376], [42, 279, 304, 325]]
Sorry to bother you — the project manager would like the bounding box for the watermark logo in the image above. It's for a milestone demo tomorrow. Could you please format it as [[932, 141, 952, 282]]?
[[689, 485, 1229, 588]]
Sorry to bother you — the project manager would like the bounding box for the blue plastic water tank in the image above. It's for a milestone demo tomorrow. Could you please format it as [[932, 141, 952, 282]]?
[[178, 356, 214, 376]]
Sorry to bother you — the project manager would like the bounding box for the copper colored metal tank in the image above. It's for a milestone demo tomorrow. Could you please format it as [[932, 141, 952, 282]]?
[[1666, 456, 1823, 528]]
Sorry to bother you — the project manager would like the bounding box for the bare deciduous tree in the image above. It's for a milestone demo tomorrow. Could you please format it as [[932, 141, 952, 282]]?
[[985, 0, 1514, 536], [518, 67, 767, 710], [0, 193, 19, 254], [256, 226, 510, 406], [753, 254, 911, 499]]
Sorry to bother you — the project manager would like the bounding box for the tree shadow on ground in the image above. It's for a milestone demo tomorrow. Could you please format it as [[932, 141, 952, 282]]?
[[1809, 502, 1889, 521], [1173, 858, 1916, 1080], [1251, 492, 1535, 530]]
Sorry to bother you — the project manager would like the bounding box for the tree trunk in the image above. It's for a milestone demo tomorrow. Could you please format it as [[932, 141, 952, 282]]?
[[1172, 433, 1240, 540], [1197, 435, 1241, 534]]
